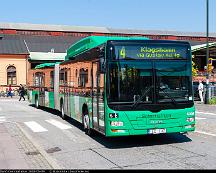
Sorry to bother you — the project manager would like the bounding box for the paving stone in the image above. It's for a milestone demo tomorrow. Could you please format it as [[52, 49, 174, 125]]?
[[7, 158, 29, 169], [4, 122, 53, 169], [0, 159, 8, 169]]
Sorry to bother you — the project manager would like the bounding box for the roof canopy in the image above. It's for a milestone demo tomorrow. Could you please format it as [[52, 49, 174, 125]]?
[[191, 42, 216, 52], [35, 62, 60, 69], [65, 36, 149, 60], [29, 52, 66, 61]]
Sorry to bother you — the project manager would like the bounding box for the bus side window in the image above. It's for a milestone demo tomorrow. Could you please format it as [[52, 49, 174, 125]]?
[[79, 68, 88, 88], [50, 71, 54, 88]]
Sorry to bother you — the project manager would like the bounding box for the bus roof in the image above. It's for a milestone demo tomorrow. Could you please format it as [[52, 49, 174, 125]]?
[[65, 36, 149, 60], [35, 62, 60, 69]]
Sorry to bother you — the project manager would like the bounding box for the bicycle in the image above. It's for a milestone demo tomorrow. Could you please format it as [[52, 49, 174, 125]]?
[[0, 91, 7, 97]]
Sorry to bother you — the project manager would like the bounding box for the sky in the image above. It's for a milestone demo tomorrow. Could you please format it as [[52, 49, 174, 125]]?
[[0, 0, 215, 33]]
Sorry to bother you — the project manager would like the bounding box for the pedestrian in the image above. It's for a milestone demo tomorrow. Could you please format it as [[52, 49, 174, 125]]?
[[18, 84, 25, 101], [7, 85, 13, 98], [198, 80, 204, 103]]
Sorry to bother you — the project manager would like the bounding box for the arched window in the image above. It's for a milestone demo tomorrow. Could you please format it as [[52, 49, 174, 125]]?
[[7, 66, 16, 85]]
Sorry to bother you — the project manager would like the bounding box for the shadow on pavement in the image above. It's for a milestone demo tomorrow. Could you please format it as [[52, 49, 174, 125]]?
[[65, 115, 192, 149], [28, 104, 192, 149]]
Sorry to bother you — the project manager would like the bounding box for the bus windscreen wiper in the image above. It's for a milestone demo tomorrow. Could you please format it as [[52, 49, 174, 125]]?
[[131, 85, 153, 108], [159, 89, 178, 105]]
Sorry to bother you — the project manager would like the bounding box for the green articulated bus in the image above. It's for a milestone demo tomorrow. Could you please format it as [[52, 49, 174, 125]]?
[[28, 36, 195, 137]]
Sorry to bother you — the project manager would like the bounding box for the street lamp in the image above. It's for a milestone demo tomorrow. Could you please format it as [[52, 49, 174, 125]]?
[[205, 0, 210, 104]]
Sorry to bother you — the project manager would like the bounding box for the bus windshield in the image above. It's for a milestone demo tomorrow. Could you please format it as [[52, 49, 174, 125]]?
[[155, 61, 192, 103], [108, 61, 192, 107], [108, 61, 153, 104], [107, 41, 192, 110]]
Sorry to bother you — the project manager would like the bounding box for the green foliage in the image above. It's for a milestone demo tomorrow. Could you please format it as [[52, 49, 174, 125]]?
[[209, 97, 216, 104]]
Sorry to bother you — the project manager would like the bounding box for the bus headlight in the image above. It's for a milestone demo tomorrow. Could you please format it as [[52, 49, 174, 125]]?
[[187, 117, 195, 122], [110, 121, 124, 126]]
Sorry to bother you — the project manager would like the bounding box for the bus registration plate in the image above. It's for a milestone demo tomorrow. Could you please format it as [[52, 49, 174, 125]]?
[[148, 128, 166, 134]]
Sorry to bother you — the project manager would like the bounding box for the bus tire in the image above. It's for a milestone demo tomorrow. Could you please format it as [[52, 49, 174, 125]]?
[[35, 96, 39, 109], [60, 103, 67, 120]]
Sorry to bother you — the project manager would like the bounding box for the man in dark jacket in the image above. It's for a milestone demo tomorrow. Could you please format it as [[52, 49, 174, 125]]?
[[18, 84, 25, 101]]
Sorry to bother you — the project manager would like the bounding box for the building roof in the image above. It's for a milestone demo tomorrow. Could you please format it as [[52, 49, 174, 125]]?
[[29, 52, 66, 61], [0, 35, 28, 54], [107, 28, 216, 37], [0, 22, 109, 33], [1, 22, 216, 37], [0, 34, 83, 54]]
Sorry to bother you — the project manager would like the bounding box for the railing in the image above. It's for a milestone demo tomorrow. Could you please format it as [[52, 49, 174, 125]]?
[[209, 85, 216, 99]]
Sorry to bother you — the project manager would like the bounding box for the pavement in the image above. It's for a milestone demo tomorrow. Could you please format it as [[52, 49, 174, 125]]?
[[0, 96, 54, 169], [0, 97, 215, 169], [0, 123, 29, 169]]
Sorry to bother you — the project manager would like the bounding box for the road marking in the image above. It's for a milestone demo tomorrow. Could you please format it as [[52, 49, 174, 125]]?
[[0, 107, 2, 111], [196, 117, 206, 120], [24, 121, 48, 132], [0, 116, 6, 123], [195, 130, 216, 137], [45, 119, 72, 130], [196, 111, 216, 116]]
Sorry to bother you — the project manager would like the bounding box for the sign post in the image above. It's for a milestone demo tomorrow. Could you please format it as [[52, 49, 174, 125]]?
[[205, 0, 210, 104]]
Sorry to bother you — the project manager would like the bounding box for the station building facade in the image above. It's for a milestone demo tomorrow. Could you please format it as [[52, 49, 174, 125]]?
[[0, 22, 216, 91]]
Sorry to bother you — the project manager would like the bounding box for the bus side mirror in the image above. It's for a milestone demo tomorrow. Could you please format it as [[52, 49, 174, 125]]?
[[99, 58, 106, 73]]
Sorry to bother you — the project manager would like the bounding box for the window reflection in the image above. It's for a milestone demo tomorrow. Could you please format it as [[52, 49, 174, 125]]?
[[108, 62, 153, 103]]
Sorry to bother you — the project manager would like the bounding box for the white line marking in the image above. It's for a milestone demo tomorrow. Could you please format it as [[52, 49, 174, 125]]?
[[195, 130, 216, 137], [0, 107, 2, 111], [196, 111, 216, 116], [24, 121, 48, 132], [0, 117, 6, 123], [45, 119, 72, 130], [196, 117, 206, 120]]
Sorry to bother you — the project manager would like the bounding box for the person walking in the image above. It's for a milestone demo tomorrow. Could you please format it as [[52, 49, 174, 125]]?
[[198, 80, 204, 103], [18, 84, 25, 101], [7, 85, 13, 98]]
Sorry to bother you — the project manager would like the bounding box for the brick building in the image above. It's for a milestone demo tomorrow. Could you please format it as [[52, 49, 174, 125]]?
[[0, 22, 216, 91]]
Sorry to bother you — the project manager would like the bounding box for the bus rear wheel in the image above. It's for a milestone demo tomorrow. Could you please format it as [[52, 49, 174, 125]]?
[[61, 104, 66, 120], [35, 96, 39, 109]]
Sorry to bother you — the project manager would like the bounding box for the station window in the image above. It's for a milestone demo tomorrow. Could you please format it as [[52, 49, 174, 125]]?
[[7, 66, 16, 85]]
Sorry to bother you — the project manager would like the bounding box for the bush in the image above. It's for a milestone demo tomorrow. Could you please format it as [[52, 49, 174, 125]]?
[[209, 97, 216, 104]]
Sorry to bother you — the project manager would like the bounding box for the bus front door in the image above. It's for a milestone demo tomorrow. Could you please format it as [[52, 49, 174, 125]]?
[[92, 62, 105, 133]]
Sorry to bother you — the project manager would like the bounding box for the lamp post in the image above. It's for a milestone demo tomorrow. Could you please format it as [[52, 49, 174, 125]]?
[[205, 0, 210, 104]]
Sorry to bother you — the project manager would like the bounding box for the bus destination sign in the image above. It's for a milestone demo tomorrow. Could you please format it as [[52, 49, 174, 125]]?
[[115, 44, 188, 60]]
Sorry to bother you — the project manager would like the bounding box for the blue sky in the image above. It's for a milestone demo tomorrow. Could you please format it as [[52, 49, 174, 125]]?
[[0, 0, 215, 32]]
